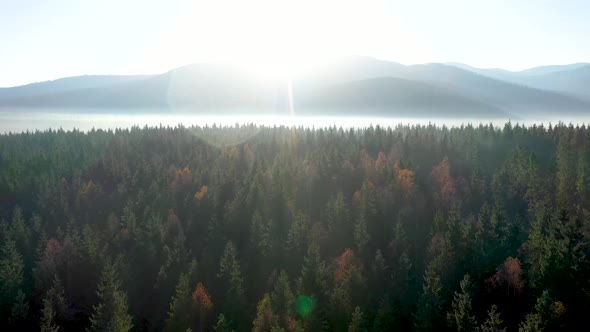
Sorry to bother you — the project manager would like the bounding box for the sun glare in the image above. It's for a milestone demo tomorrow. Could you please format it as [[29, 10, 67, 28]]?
[[199, 0, 336, 79], [122, 0, 436, 83], [131, 0, 431, 78]]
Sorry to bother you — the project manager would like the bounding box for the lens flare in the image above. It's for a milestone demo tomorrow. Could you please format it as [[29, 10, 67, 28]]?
[[295, 295, 315, 317]]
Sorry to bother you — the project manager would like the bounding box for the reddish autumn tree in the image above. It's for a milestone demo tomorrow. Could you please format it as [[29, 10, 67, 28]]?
[[192, 283, 213, 331], [352, 191, 362, 206], [334, 248, 356, 283], [431, 157, 456, 202], [488, 256, 524, 296]]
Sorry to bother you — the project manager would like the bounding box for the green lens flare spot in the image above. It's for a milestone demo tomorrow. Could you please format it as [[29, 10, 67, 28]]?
[[295, 295, 315, 317]]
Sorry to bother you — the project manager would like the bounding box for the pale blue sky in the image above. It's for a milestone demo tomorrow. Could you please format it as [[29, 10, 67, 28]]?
[[1, 0, 589, 87]]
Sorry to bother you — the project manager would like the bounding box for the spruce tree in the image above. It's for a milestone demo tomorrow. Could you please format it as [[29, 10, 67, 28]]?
[[271, 270, 294, 328], [518, 291, 552, 332], [447, 274, 477, 331], [252, 294, 280, 332], [477, 305, 505, 332], [163, 273, 191, 332], [348, 306, 365, 332], [217, 241, 245, 330], [413, 265, 444, 331], [40, 297, 59, 332], [0, 239, 25, 320], [214, 314, 233, 332], [88, 261, 133, 332]]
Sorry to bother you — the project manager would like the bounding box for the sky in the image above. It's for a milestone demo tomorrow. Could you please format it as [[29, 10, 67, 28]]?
[[1, 0, 589, 87]]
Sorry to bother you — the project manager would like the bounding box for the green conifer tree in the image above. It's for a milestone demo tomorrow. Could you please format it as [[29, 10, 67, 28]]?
[[477, 305, 505, 332], [447, 274, 477, 331], [88, 261, 133, 332]]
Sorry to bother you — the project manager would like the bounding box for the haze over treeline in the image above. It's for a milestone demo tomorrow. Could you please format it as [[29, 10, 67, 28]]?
[[1, 57, 589, 118], [1, 123, 589, 331]]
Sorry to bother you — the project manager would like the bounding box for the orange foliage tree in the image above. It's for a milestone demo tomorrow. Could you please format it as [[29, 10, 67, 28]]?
[[170, 165, 193, 193], [177, 166, 192, 184], [194, 185, 209, 202], [394, 161, 415, 195], [192, 282, 213, 329]]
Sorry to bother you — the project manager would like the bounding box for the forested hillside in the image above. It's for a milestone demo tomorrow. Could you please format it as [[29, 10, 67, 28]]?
[[1, 123, 589, 331]]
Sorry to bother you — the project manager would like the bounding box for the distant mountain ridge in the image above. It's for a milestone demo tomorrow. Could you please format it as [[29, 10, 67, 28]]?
[[446, 62, 590, 97], [1, 57, 589, 118], [0, 75, 150, 99]]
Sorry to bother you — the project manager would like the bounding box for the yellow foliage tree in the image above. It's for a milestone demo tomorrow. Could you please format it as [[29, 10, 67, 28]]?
[[194, 185, 209, 202]]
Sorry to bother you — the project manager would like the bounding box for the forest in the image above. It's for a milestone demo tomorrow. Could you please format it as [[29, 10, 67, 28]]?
[[0, 122, 589, 331]]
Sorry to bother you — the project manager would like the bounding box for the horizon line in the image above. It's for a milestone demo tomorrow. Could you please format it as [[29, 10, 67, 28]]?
[[2, 56, 589, 89]]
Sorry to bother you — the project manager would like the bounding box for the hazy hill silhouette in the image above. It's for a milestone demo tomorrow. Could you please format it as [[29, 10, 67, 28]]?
[[1, 57, 589, 117], [0, 75, 149, 99], [448, 62, 590, 97], [297, 77, 506, 117]]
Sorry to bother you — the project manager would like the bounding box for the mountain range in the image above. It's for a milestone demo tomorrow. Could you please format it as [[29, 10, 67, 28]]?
[[0, 57, 589, 118]]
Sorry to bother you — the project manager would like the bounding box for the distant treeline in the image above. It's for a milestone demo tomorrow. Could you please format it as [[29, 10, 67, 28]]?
[[0, 122, 589, 331]]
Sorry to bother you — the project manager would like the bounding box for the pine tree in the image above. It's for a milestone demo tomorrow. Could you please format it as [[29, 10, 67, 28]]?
[[40, 297, 59, 332], [0, 239, 25, 320], [477, 305, 505, 332], [214, 313, 233, 332], [286, 213, 311, 266], [518, 314, 543, 332], [88, 261, 133, 332], [10, 289, 28, 324], [353, 216, 370, 255], [217, 241, 245, 329], [8, 207, 32, 255], [297, 244, 328, 331], [370, 249, 388, 297], [271, 270, 294, 328], [528, 209, 588, 295], [325, 192, 351, 255], [298, 244, 327, 302], [250, 210, 272, 258], [252, 294, 280, 332], [46, 276, 70, 322], [163, 273, 191, 332], [330, 261, 367, 331], [556, 130, 574, 211], [518, 290, 552, 332], [413, 265, 444, 331], [393, 251, 412, 309], [348, 306, 365, 332], [354, 182, 375, 255], [447, 274, 477, 331]]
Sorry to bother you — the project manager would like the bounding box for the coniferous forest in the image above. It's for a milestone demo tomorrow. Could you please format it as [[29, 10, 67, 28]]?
[[1, 123, 590, 331]]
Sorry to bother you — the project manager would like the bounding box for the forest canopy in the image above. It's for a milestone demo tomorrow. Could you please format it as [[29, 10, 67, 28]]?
[[0, 122, 589, 331]]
